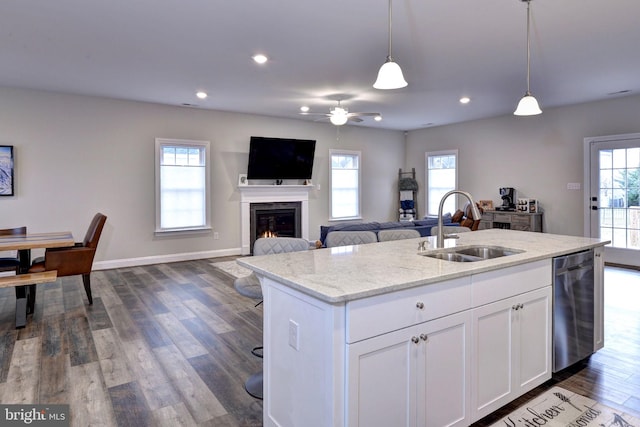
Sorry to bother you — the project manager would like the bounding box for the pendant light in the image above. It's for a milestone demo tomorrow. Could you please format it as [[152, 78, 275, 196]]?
[[373, 0, 408, 90], [514, 0, 542, 116]]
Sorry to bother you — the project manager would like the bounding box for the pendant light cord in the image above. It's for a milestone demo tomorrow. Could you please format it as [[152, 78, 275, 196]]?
[[525, 0, 532, 94], [387, 0, 393, 60]]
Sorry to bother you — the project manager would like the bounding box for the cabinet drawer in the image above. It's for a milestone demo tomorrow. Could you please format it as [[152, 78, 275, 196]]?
[[346, 277, 472, 343], [481, 213, 494, 221], [511, 215, 531, 225], [493, 213, 512, 222], [471, 260, 551, 307]]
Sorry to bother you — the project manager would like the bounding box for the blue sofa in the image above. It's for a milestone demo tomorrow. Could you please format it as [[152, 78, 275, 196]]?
[[319, 214, 456, 246]]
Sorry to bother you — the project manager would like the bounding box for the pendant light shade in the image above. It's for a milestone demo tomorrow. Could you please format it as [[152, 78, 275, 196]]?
[[514, 92, 542, 116], [373, 0, 407, 90], [514, 0, 542, 116], [374, 58, 407, 90]]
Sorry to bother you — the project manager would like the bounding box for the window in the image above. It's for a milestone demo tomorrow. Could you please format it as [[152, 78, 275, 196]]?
[[425, 150, 458, 216], [330, 150, 361, 220], [155, 138, 211, 233]]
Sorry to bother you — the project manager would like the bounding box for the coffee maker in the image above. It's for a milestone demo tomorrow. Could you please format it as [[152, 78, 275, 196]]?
[[495, 187, 516, 211]]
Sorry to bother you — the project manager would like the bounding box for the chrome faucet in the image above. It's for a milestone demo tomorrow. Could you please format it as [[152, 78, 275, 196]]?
[[437, 190, 482, 248]]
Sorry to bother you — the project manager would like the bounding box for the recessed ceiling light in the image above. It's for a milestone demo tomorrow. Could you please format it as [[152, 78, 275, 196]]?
[[252, 54, 268, 64], [459, 96, 471, 104], [300, 106, 310, 113], [374, 115, 383, 122], [196, 91, 208, 99]]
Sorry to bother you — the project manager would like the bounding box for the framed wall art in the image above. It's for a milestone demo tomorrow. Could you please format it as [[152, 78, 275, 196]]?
[[0, 145, 14, 196]]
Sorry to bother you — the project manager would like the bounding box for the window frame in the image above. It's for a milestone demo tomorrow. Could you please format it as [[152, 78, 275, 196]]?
[[425, 149, 459, 217], [155, 138, 211, 234], [329, 149, 362, 221]]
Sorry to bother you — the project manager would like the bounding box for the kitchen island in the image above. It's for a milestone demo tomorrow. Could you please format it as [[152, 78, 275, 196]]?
[[237, 229, 607, 427]]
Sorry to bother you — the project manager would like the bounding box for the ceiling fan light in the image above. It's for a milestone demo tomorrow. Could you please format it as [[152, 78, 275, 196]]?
[[329, 110, 349, 126], [373, 59, 408, 90], [514, 92, 542, 116]]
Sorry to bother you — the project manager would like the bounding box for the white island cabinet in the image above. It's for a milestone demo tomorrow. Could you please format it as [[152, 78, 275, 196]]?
[[238, 229, 607, 427]]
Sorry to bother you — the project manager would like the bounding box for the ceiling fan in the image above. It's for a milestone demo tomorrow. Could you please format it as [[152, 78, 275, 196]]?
[[300, 101, 382, 126]]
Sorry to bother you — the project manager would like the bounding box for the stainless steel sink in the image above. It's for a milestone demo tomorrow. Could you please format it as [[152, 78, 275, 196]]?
[[425, 252, 478, 262], [420, 245, 523, 262]]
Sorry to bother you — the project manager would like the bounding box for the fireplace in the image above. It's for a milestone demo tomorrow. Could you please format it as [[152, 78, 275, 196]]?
[[250, 202, 302, 253], [238, 185, 312, 255]]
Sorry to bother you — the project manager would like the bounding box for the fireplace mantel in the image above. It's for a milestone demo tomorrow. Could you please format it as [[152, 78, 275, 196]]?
[[239, 185, 313, 255]]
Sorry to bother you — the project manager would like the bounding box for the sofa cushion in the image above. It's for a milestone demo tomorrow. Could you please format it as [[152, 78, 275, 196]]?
[[319, 214, 458, 246]]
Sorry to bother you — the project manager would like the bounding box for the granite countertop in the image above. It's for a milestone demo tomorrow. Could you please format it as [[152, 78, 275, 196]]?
[[236, 229, 608, 304]]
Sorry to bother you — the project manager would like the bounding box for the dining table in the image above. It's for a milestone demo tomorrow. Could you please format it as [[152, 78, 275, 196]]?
[[0, 231, 74, 328]]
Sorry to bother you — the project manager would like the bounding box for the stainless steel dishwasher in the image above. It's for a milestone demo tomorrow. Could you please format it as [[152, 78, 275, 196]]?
[[552, 249, 595, 372]]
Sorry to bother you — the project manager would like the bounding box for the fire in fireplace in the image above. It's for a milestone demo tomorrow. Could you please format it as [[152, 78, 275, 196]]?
[[249, 202, 302, 253]]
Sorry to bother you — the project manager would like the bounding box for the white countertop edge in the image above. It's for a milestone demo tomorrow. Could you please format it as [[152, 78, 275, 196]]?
[[237, 230, 609, 304]]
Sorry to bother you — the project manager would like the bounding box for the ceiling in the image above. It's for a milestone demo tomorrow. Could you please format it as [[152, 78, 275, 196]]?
[[2, 0, 639, 131]]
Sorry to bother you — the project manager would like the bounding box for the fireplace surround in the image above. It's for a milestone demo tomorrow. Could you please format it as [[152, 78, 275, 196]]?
[[239, 185, 312, 255]]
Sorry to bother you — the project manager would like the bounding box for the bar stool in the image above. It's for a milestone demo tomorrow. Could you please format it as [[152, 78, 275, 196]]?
[[234, 237, 310, 399]]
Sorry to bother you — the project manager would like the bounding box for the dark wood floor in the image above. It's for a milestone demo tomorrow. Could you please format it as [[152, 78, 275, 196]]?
[[0, 260, 638, 426]]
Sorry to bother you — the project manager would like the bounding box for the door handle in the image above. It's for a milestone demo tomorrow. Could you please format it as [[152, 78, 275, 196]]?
[[591, 206, 598, 211]]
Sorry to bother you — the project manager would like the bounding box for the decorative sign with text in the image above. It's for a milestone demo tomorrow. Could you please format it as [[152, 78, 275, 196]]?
[[490, 387, 639, 427]]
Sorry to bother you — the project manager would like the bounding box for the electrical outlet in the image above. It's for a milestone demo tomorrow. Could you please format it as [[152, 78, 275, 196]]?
[[289, 319, 299, 350], [213, 232, 219, 240]]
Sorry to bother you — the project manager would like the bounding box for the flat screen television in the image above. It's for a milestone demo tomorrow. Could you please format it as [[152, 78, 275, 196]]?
[[247, 136, 316, 180]]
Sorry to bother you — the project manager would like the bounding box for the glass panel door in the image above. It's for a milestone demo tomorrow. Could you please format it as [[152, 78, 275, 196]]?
[[589, 134, 640, 266]]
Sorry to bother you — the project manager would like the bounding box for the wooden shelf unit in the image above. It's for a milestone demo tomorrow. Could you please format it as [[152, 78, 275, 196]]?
[[398, 168, 418, 221], [478, 211, 543, 232]]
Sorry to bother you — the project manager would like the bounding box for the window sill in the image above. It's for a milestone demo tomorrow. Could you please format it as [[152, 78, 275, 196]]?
[[328, 216, 363, 222], [154, 226, 212, 237]]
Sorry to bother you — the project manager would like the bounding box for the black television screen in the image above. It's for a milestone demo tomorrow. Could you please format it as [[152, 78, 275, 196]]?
[[247, 136, 316, 180]]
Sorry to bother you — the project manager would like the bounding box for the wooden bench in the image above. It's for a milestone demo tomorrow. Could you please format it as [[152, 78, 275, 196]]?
[[0, 270, 57, 328], [0, 270, 58, 288]]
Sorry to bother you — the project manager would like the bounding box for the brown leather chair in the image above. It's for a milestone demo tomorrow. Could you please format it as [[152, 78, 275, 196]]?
[[29, 213, 107, 305], [0, 226, 28, 273]]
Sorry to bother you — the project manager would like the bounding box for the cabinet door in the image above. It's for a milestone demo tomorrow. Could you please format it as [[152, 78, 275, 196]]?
[[419, 311, 472, 427], [471, 287, 552, 421], [347, 327, 420, 427], [471, 296, 515, 420], [515, 286, 552, 392]]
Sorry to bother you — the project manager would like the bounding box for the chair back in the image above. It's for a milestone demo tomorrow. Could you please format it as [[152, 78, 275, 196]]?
[[378, 229, 421, 242], [0, 226, 26, 237], [83, 213, 107, 248], [325, 231, 377, 248], [430, 226, 471, 236], [253, 237, 310, 256]]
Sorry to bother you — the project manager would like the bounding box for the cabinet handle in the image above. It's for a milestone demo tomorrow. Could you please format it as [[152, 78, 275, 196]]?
[[416, 302, 425, 310], [519, 303, 524, 309], [420, 333, 428, 342], [411, 336, 420, 344], [512, 303, 524, 310], [512, 305, 518, 311]]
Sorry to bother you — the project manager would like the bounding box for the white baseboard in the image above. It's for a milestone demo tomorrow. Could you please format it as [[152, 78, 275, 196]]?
[[93, 247, 242, 270]]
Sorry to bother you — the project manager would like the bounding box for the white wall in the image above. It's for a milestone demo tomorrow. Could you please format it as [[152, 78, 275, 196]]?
[[406, 94, 640, 236], [0, 87, 403, 267]]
